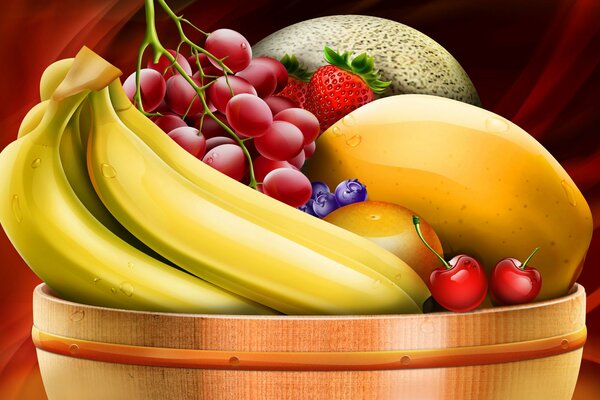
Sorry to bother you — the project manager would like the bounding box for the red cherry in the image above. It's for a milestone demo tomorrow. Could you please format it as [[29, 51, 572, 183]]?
[[413, 216, 488, 312], [429, 255, 488, 312], [490, 247, 542, 305]]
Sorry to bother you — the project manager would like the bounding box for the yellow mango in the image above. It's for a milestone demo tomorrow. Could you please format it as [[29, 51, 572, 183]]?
[[305, 94, 592, 301]]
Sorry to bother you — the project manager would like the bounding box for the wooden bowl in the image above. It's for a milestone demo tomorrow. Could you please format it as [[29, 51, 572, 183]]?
[[33, 283, 586, 399]]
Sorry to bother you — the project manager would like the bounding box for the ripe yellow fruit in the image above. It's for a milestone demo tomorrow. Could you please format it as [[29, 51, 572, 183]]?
[[324, 201, 443, 284], [306, 94, 593, 301]]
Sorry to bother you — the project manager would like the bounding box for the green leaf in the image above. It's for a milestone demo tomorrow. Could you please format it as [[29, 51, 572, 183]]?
[[322, 48, 391, 94]]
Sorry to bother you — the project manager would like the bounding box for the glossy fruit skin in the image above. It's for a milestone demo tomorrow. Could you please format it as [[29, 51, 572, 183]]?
[[274, 108, 320, 144], [429, 255, 488, 312], [225, 93, 272, 137], [334, 179, 367, 206], [312, 192, 340, 218], [154, 114, 187, 133], [205, 29, 252, 73], [202, 143, 246, 181], [147, 49, 192, 79], [265, 96, 297, 115], [207, 76, 257, 114], [311, 181, 330, 200], [262, 168, 312, 208], [167, 127, 206, 159], [490, 258, 542, 305], [122, 69, 166, 112], [254, 121, 304, 161], [236, 59, 278, 98], [165, 75, 203, 117], [252, 57, 289, 93]]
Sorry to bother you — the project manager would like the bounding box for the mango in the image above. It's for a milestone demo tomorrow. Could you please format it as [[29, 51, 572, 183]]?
[[305, 94, 593, 301]]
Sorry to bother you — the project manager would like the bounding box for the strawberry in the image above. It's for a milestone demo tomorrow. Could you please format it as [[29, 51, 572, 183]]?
[[305, 47, 391, 131], [276, 54, 313, 108]]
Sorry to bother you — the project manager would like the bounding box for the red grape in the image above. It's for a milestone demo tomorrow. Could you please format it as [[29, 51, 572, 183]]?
[[225, 94, 272, 137], [154, 114, 187, 133], [202, 143, 247, 181], [123, 69, 166, 112], [207, 76, 256, 114], [188, 53, 211, 74], [196, 113, 230, 138], [205, 29, 252, 73], [205, 136, 237, 153], [147, 49, 192, 79], [236, 59, 277, 98], [274, 108, 320, 144], [303, 141, 316, 158], [264, 96, 297, 115], [165, 75, 203, 117], [252, 57, 288, 93], [252, 156, 294, 182], [168, 127, 206, 159], [254, 121, 304, 161], [262, 168, 312, 207], [287, 150, 306, 169]]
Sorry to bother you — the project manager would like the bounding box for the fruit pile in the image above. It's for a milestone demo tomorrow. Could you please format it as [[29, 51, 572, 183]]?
[[1, 1, 592, 318], [121, 29, 321, 208], [120, 27, 391, 210]]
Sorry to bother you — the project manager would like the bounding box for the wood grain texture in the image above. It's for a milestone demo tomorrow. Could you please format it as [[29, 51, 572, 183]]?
[[33, 283, 586, 399]]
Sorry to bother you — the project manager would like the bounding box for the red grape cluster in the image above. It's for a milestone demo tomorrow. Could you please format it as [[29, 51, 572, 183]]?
[[122, 29, 321, 208]]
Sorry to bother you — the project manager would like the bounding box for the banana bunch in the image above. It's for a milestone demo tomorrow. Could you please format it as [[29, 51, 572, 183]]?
[[0, 47, 430, 315]]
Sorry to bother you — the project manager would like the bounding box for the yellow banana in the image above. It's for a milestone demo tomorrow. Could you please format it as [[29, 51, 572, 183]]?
[[109, 82, 431, 309], [17, 101, 48, 138], [39, 58, 74, 101], [87, 84, 422, 315], [0, 49, 275, 314], [18, 58, 74, 139], [305, 94, 594, 301]]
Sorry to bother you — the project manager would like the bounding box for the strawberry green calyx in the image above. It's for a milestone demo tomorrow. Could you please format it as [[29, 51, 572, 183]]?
[[280, 54, 313, 82], [323, 47, 391, 94]]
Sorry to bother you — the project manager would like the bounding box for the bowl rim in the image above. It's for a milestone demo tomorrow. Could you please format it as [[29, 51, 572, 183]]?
[[35, 282, 585, 320]]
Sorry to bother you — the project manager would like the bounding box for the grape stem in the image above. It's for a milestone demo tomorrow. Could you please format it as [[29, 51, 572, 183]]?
[[135, 0, 257, 188]]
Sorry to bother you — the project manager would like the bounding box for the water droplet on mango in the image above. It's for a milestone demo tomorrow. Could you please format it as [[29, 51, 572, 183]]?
[[345, 134, 362, 147], [31, 158, 42, 168]]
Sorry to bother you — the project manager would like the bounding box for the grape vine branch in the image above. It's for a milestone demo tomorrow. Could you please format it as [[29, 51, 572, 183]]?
[[134, 0, 258, 188]]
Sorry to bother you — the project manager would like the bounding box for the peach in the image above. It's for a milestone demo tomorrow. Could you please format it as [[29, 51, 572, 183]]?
[[324, 201, 443, 283]]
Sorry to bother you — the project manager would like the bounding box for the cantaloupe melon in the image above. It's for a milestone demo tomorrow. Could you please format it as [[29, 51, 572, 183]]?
[[253, 15, 480, 105]]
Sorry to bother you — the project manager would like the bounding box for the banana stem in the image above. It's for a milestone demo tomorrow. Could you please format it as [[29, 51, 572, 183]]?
[[413, 215, 451, 270], [520, 246, 540, 270], [135, 0, 257, 189]]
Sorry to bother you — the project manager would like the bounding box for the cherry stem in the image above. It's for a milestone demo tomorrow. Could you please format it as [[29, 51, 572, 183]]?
[[520, 246, 540, 270], [135, 0, 257, 189], [413, 215, 451, 270]]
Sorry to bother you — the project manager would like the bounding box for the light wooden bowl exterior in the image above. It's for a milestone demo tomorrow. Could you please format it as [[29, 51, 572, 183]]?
[[33, 283, 586, 400]]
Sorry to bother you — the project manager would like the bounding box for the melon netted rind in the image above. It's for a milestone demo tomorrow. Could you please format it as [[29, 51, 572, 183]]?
[[253, 15, 481, 106]]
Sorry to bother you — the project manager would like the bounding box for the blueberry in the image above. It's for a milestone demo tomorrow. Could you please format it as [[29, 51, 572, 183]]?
[[334, 179, 367, 206], [298, 199, 318, 217], [312, 192, 340, 218], [310, 181, 330, 200]]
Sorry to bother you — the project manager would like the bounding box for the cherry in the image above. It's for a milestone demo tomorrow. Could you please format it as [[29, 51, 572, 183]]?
[[413, 216, 488, 312], [490, 247, 542, 306]]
